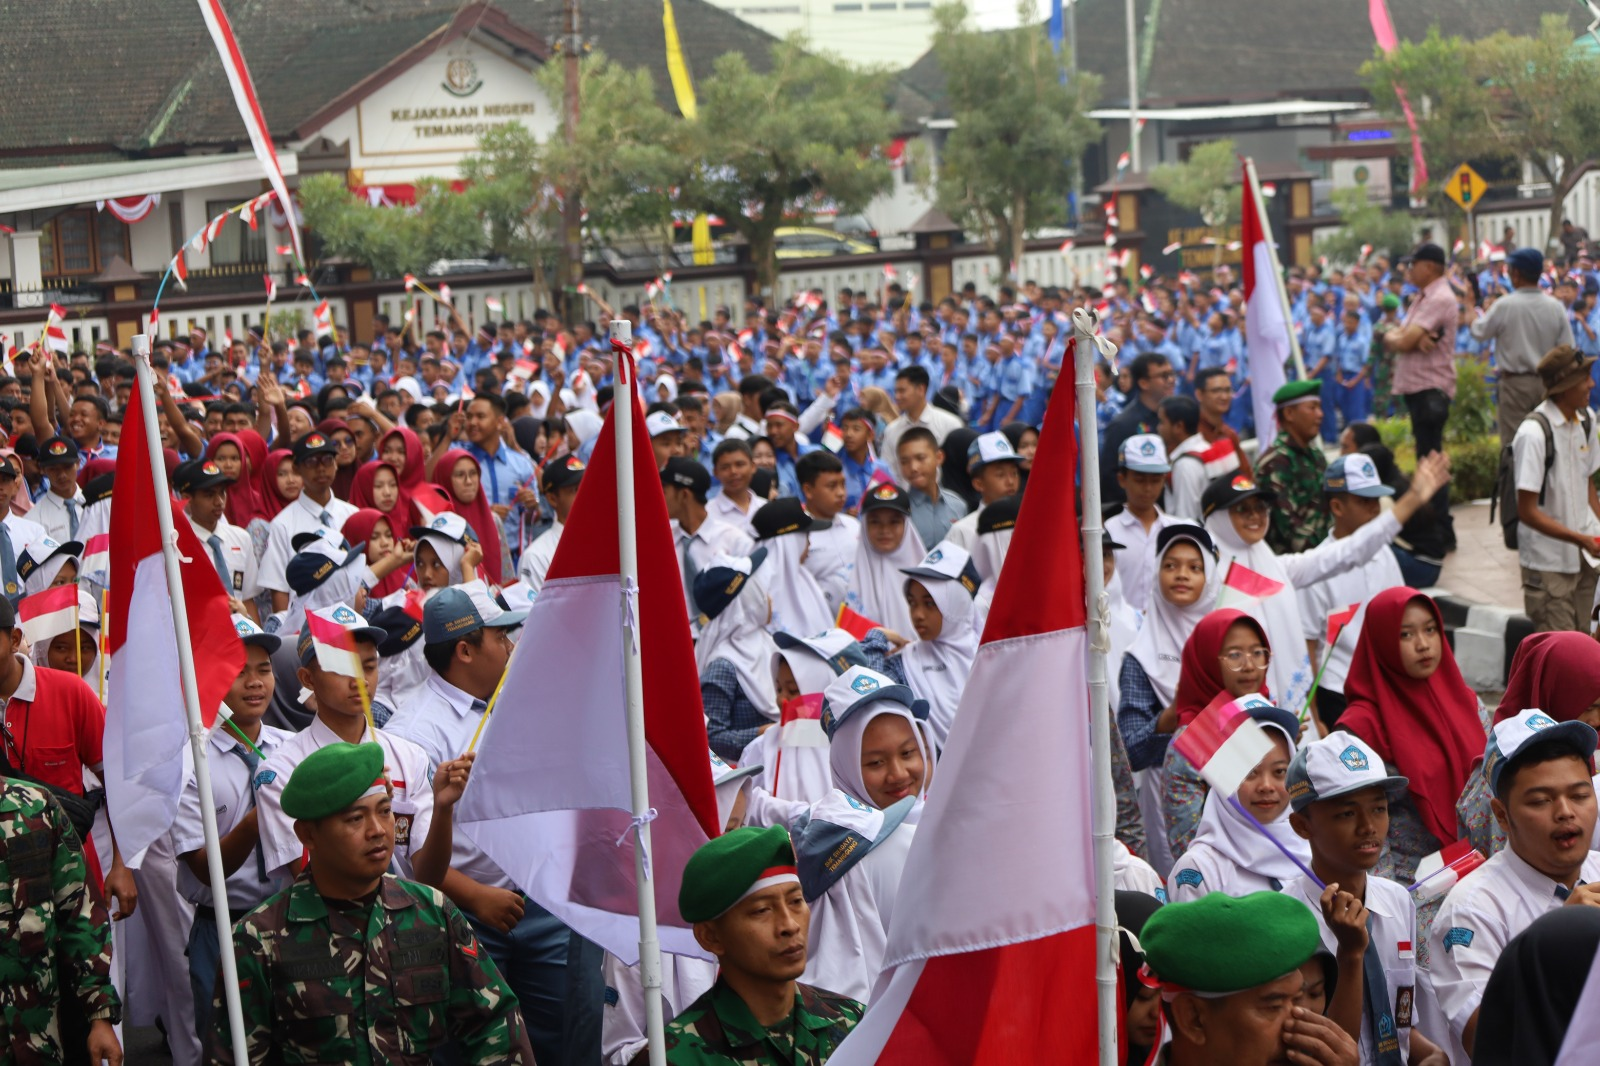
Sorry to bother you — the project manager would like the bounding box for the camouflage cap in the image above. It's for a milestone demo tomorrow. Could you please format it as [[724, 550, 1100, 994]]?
[[280, 742, 388, 820], [679, 825, 798, 923]]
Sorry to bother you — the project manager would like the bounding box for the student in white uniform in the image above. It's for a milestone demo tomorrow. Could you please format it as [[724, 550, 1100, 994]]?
[[896, 542, 982, 751], [257, 432, 359, 613], [1282, 730, 1450, 1066], [1104, 433, 1178, 614], [707, 439, 766, 538], [253, 604, 463, 887], [795, 451, 858, 614], [944, 431, 1021, 554], [1425, 708, 1600, 1057], [32, 435, 85, 543], [663, 456, 753, 626], [517, 454, 585, 594], [16, 535, 81, 597], [1169, 700, 1311, 902], [172, 615, 293, 1040], [1296, 455, 1404, 727], [751, 498, 832, 638], [176, 458, 259, 612], [738, 629, 861, 809]]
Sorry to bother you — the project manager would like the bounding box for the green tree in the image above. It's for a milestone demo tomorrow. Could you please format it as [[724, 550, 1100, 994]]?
[[677, 36, 896, 294], [457, 122, 559, 294], [1363, 17, 1600, 250], [1150, 139, 1239, 270], [929, 2, 1100, 284], [298, 173, 487, 278], [1314, 187, 1421, 266]]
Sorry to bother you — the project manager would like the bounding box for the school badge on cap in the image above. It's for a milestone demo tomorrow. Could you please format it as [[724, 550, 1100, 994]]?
[[48, 441, 67, 456], [329, 604, 361, 626], [1232, 476, 1255, 490], [432, 515, 451, 530], [203, 461, 222, 476], [307, 434, 326, 448], [851, 674, 880, 695], [1338, 745, 1370, 772], [924, 548, 944, 564], [872, 484, 898, 501], [565, 456, 584, 471]]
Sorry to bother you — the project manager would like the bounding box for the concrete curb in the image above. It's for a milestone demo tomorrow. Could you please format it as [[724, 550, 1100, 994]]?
[[1425, 587, 1532, 692]]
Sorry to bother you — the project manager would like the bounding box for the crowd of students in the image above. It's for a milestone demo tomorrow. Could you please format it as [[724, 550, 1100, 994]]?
[[5, 260, 1600, 1066]]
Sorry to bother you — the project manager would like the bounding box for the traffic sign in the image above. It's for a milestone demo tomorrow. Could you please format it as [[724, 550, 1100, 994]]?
[[1444, 164, 1488, 212]]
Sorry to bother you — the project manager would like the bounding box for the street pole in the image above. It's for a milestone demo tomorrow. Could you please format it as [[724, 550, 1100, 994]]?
[[1124, 0, 1140, 173], [561, 0, 584, 325]]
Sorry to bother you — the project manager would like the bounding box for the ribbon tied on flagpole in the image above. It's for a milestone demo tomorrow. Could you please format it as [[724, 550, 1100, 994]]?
[[616, 807, 660, 880]]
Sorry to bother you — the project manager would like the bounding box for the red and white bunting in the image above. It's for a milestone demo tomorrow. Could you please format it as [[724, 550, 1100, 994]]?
[[172, 254, 189, 291], [148, 309, 161, 338], [96, 194, 162, 224], [294, 273, 310, 287], [275, 244, 294, 256], [1059, 239, 1075, 255], [438, 283, 452, 306]]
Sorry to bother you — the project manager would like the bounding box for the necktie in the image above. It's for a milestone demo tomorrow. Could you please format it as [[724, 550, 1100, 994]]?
[[207, 534, 229, 587], [1555, 878, 1587, 900], [66, 499, 78, 540], [318, 509, 332, 528], [225, 743, 269, 882], [0, 525, 17, 602], [471, 698, 488, 714], [1361, 920, 1404, 1066], [680, 535, 701, 616]]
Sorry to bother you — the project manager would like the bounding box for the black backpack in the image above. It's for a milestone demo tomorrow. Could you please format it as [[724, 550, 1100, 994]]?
[[1493, 408, 1593, 549]]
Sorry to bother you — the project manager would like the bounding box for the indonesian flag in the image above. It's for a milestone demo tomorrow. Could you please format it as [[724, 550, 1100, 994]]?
[[263, 275, 277, 303], [778, 693, 826, 749], [1059, 239, 1074, 255], [45, 304, 69, 354], [1408, 839, 1487, 903], [883, 263, 898, 281], [105, 378, 244, 866], [1173, 693, 1277, 795], [172, 254, 189, 291], [834, 602, 881, 640], [404, 273, 417, 292], [304, 606, 365, 676], [438, 283, 452, 306], [1325, 601, 1361, 647], [644, 277, 664, 299], [313, 300, 333, 339], [820, 422, 845, 453], [1217, 559, 1286, 608], [1187, 437, 1240, 480], [486, 296, 504, 314], [18, 584, 79, 646], [829, 350, 1097, 1064], [456, 392, 720, 963], [1242, 166, 1290, 443], [275, 244, 294, 257]]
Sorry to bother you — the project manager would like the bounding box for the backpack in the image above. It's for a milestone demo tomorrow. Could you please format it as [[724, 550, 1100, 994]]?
[[1493, 408, 1593, 550]]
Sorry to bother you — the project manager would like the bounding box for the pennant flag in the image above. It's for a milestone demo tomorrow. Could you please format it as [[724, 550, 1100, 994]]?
[[834, 602, 881, 640], [883, 263, 898, 282], [18, 584, 79, 647], [1139, 264, 1153, 281], [148, 309, 161, 339], [303, 606, 364, 676], [828, 350, 1097, 1064], [313, 300, 333, 339], [438, 283, 452, 306], [1407, 840, 1486, 902], [106, 376, 244, 865], [1217, 559, 1286, 609], [644, 277, 664, 299], [1325, 601, 1361, 648], [1173, 693, 1277, 796], [204, 213, 228, 247], [294, 273, 310, 287], [172, 254, 188, 291], [193, 0, 303, 260], [1116, 150, 1131, 173], [820, 422, 844, 453], [1242, 165, 1290, 444], [455, 391, 720, 964], [779, 693, 827, 749], [263, 275, 277, 302]]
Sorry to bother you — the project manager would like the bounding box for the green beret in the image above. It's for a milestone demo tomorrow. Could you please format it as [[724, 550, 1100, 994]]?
[[280, 742, 388, 821], [1140, 891, 1321, 994], [1380, 293, 1402, 311], [1272, 379, 1322, 407], [679, 825, 799, 923]]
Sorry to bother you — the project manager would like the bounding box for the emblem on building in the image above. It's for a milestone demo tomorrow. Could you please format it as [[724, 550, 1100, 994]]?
[[443, 57, 483, 98]]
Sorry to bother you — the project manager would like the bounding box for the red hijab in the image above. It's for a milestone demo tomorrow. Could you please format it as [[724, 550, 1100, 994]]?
[[1339, 587, 1483, 847], [433, 449, 504, 584], [204, 433, 261, 527], [350, 461, 413, 534], [1172, 609, 1271, 726], [341, 509, 409, 597], [1494, 632, 1600, 726], [257, 448, 297, 520], [379, 426, 428, 492]]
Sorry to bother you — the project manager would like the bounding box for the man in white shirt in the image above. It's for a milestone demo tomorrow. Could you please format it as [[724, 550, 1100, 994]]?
[[795, 450, 858, 613], [1426, 709, 1600, 1056], [1297, 455, 1404, 727], [31, 435, 84, 543], [257, 432, 359, 611], [0, 451, 47, 599], [663, 456, 754, 625], [946, 431, 1022, 553], [517, 455, 585, 594], [1104, 433, 1177, 614], [880, 365, 964, 483], [707, 439, 765, 538], [176, 458, 259, 617]]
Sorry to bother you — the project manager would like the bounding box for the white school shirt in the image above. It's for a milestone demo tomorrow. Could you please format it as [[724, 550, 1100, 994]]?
[[675, 514, 755, 623], [517, 518, 562, 593], [254, 716, 435, 880], [1425, 846, 1600, 1043], [802, 512, 858, 614], [1297, 531, 1403, 695], [189, 512, 260, 602], [31, 488, 85, 544], [1285, 873, 1418, 1064], [1166, 843, 1283, 903], [1106, 506, 1175, 615], [943, 505, 983, 554], [171, 723, 294, 911], [707, 489, 765, 539], [1513, 398, 1600, 574], [256, 492, 359, 594], [2, 513, 48, 556]]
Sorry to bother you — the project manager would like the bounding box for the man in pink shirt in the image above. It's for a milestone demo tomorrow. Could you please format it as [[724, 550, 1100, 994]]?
[[1383, 241, 1459, 550]]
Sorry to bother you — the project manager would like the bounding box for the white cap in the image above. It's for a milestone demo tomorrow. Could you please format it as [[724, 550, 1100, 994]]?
[[410, 511, 473, 544], [1485, 709, 1598, 793], [646, 410, 686, 438], [966, 431, 1020, 473], [1120, 433, 1171, 474], [1323, 454, 1395, 498], [1286, 731, 1409, 812]]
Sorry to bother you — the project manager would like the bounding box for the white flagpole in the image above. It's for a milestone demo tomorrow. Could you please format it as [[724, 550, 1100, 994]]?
[[1071, 308, 1119, 1066], [609, 319, 668, 1066], [130, 334, 250, 1064], [1243, 156, 1308, 381]]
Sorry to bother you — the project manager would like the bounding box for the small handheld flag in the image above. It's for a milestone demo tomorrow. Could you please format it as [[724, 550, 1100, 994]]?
[[834, 602, 882, 640], [1408, 840, 1487, 901], [1217, 559, 1286, 608], [18, 584, 79, 646]]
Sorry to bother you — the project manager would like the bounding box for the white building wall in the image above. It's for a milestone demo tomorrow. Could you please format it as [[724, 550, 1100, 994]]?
[[701, 0, 938, 68]]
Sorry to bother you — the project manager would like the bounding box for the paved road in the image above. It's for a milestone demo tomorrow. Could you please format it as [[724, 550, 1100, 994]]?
[[1438, 499, 1524, 611]]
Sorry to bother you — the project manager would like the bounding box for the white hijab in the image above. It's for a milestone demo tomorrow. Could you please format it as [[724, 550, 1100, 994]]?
[[763, 531, 834, 638], [898, 572, 979, 751], [1203, 510, 1316, 712], [1180, 722, 1309, 887], [526, 380, 552, 422], [846, 516, 926, 637], [694, 557, 779, 719], [1127, 528, 1218, 706], [281, 557, 375, 636], [654, 372, 679, 403], [737, 640, 839, 805], [970, 525, 1013, 586], [566, 409, 604, 447]]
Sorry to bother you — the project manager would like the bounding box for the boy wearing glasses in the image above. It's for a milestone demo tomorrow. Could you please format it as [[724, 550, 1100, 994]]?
[[1254, 381, 1332, 554], [256, 433, 358, 613]]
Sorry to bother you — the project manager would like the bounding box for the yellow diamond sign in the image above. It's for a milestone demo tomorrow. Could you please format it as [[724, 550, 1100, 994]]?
[[1444, 164, 1488, 212]]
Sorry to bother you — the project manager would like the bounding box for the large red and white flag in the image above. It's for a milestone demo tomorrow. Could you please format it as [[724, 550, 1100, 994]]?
[[105, 378, 244, 866], [1242, 168, 1290, 443], [829, 358, 1098, 1064], [192, 0, 304, 261], [456, 394, 720, 963]]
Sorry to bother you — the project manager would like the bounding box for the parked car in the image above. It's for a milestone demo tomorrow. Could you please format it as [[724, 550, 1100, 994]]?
[[773, 227, 877, 259]]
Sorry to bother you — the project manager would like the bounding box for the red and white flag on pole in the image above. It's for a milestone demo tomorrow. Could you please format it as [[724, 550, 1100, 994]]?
[[105, 375, 244, 865], [263, 275, 277, 303], [829, 359, 1098, 1064], [1242, 164, 1290, 441], [303, 605, 366, 676], [455, 395, 720, 963], [1173, 693, 1278, 795], [18, 584, 79, 647], [80, 532, 111, 588], [1217, 558, 1287, 609], [192, 0, 304, 261], [44, 304, 69, 354], [313, 300, 333, 338]]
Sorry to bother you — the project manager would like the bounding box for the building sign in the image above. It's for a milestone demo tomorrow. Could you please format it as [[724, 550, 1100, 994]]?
[[1166, 225, 1244, 270]]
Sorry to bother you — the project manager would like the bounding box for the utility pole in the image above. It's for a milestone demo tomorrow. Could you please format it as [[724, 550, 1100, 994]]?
[[561, 0, 584, 324], [1124, 0, 1140, 173]]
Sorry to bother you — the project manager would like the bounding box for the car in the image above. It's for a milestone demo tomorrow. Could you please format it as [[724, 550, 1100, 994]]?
[[773, 227, 878, 260], [830, 214, 882, 249]]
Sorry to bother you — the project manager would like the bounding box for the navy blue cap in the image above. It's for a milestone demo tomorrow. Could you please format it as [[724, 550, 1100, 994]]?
[[369, 605, 425, 658], [1508, 247, 1544, 278], [692, 549, 768, 623], [422, 583, 528, 646]]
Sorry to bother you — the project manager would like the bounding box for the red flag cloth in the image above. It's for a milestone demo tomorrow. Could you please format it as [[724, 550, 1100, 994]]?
[[835, 602, 882, 640], [17, 584, 79, 646], [1325, 602, 1361, 649], [1220, 559, 1286, 601]]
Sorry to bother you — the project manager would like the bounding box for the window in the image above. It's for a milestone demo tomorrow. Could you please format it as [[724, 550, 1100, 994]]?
[[869, 3, 897, 9], [903, 2, 931, 8], [206, 199, 267, 266], [833, 3, 862, 10], [39, 209, 126, 276]]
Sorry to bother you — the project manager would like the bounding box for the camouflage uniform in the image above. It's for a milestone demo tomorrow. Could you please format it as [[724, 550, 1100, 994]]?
[[637, 978, 864, 1065], [1253, 431, 1330, 554], [213, 869, 533, 1065], [0, 777, 119, 1065]]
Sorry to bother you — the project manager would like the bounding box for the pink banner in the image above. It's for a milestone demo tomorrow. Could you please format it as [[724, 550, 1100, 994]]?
[[1369, 0, 1429, 192]]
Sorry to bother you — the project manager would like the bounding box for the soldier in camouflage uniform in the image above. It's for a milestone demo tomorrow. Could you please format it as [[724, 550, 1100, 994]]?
[[0, 776, 122, 1065], [1252, 379, 1332, 554], [212, 742, 533, 1065], [641, 825, 863, 1065]]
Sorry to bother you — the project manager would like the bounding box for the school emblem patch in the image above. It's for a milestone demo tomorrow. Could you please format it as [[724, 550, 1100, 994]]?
[[306, 434, 326, 448], [431, 515, 451, 530], [1231, 476, 1255, 491], [330, 604, 360, 625], [1139, 439, 1156, 457], [1442, 927, 1474, 953], [1338, 745, 1369, 772], [48, 441, 67, 456], [1174, 869, 1204, 888], [872, 484, 898, 500], [851, 675, 880, 695], [923, 549, 944, 565], [1527, 712, 1557, 731], [253, 770, 276, 788]]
